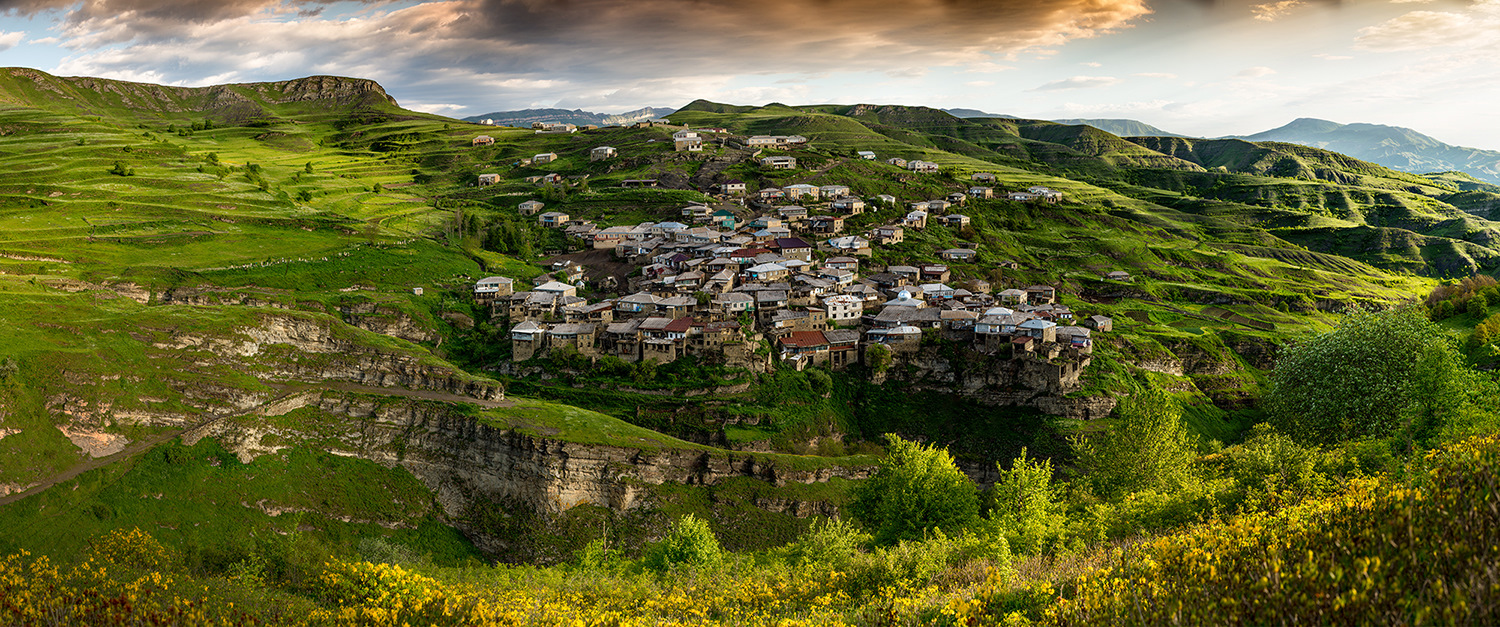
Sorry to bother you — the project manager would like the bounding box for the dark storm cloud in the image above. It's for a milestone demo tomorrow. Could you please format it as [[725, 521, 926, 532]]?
[[24, 0, 1153, 115]]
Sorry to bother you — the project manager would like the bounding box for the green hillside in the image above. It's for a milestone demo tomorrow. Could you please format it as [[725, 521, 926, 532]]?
[[5, 70, 1500, 625], [5, 70, 1500, 605]]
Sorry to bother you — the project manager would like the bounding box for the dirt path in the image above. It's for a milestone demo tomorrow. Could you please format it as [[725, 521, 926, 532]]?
[[0, 383, 510, 507], [0, 427, 184, 506]]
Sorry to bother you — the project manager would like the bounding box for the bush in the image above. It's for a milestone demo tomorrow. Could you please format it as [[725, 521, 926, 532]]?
[[1266, 306, 1465, 445], [1072, 389, 1198, 499], [850, 434, 980, 544], [1227, 423, 1333, 509], [783, 517, 870, 570], [643, 514, 722, 572], [865, 344, 893, 373]]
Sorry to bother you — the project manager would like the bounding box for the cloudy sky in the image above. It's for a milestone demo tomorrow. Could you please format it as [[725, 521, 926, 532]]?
[[1, 0, 1498, 147]]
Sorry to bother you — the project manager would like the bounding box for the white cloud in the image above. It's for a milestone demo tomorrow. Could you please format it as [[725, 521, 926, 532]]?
[[1081, 61, 1102, 67], [1057, 99, 1173, 115], [1355, 9, 1480, 51], [1132, 72, 1177, 79], [1313, 53, 1353, 60], [960, 61, 1016, 73], [885, 67, 929, 79], [407, 102, 467, 114], [1031, 75, 1121, 91], [964, 80, 995, 87], [1237, 66, 1277, 77], [0, 31, 25, 52]]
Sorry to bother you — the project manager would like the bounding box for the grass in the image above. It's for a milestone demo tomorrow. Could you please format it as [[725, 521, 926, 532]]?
[[0, 437, 482, 566]]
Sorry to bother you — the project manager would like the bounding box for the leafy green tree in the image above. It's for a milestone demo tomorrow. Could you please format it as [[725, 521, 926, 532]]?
[[1072, 389, 1198, 498], [642, 514, 722, 572], [850, 434, 979, 544], [1265, 307, 1464, 445], [987, 448, 1065, 553], [1470, 293, 1490, 318]]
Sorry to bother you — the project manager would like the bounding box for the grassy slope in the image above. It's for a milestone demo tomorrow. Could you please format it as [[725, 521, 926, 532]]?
[[0, 75, 1486, 566]]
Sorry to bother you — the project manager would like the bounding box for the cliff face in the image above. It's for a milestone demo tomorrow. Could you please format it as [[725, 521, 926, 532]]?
[[155, 312, 500, 402], [186, 393, 868, 529], [886, 347, 1109, 419]]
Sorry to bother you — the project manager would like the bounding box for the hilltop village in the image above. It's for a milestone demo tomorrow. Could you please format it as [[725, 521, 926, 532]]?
[[469, 123, 1118, 392]]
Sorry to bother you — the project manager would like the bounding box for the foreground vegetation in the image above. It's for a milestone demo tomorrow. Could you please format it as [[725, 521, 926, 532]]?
[[5, 425, 1499, 625]]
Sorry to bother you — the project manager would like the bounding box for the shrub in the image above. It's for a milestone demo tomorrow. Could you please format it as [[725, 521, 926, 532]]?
[[784, 517, 870, 570], [1227, 423, 1332, 509], [987, 448, 1066, 553], [1072, 389, 1199, 498], [850, 434, 980, 544], [643, 514, 722, 572]]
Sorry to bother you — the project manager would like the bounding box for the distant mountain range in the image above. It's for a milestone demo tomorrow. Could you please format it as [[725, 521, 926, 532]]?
[[462, 106, 676, 127], [1240, 118, 1500, 184], [462, 103, 1500, 185], [941, 108, 1014, 119]]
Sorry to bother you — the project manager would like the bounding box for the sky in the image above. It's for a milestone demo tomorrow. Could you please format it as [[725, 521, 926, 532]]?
[[1, 0, 1499, 147]]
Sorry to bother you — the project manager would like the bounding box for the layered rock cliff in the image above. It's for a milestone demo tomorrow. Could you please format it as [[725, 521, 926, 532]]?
[[183, 391, 870, 558]]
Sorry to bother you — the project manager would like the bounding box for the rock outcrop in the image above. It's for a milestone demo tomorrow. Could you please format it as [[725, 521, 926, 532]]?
[[186, 393, 870, 520]]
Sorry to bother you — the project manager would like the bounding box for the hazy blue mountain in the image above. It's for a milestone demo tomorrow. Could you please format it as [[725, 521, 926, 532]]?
[[1244, 117, 1500, 184], [463, 106, 677, 127], [942, 108, 1014, 118], [1052, 118, 1187, 138]]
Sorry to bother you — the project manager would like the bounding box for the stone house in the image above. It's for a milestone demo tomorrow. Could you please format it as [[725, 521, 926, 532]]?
[[474, 276, 514, 304], [761, 156, 797, 170], [809, 216, 846, 235], [940, 248, 977, 262], [943, 214, 970, 228], [872, 225, 904, 245], [920, 264, 950, 282], [1025, 285, 1057, 304], [783, 183, 819, 200], [825, 256, 859, 272], [831, 197, 865, 214]]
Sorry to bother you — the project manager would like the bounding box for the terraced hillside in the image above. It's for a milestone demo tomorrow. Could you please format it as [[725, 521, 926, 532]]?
[[1, 72, 1496, 572]]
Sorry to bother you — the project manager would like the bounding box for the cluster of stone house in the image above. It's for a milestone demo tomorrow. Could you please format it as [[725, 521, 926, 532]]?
[[476, 244, 1112, 373]]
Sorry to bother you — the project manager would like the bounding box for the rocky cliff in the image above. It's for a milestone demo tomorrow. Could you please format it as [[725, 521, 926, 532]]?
[[885, 346, 1110, 419], [184, 391, 870, 558]]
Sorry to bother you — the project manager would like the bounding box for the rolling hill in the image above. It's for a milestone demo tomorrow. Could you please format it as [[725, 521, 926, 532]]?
[[1243, 117, 1500, 184], [1052, 118, 1186, 138], [462, 106, 677, 127]]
